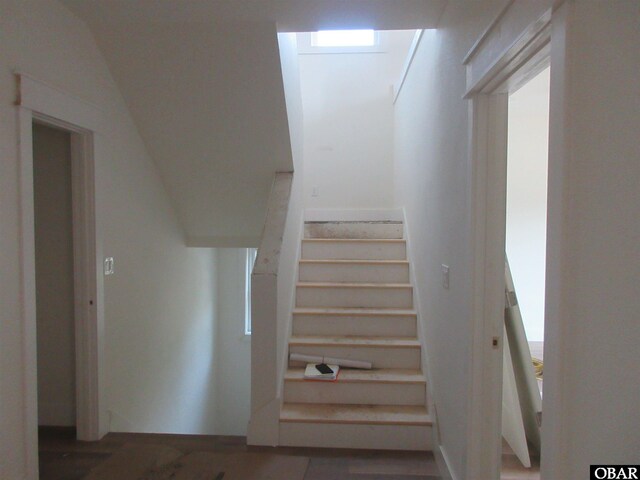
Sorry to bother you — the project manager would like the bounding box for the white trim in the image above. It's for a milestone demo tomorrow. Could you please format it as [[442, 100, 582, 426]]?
[[17, 72, 108, 133], [434, 444, 458, 480], [465, 93, 508, 480], [248, 173, 293, 446], [276, 215, 304, 402], [17, 73, 105, 479], [17, 106, 39, 480], [245, 248, 257, 335], [393, 29, 425, 104], [463, 4, 554, 479], [400, 207, 435, 450], [304, 208, 403, 222], [463, 0, 516, 65], [462, 1, 554, 97]]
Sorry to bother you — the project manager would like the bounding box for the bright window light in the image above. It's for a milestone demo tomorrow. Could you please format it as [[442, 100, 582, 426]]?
[[245, 248, 257, 335], [311, 29, 376, 47]]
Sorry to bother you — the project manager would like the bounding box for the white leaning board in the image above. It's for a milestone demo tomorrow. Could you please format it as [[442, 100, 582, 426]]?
[[502, 324, 531, 468], [502, 258, 543, 468]]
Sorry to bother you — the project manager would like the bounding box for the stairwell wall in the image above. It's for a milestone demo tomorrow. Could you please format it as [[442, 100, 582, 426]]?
[[393, 2, 505, 478], [298, 31, 414, 211], [1, 2, 219, 477], [276, 32, 305, 399]]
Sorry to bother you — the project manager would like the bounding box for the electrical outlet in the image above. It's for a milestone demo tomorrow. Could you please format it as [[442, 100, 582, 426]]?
[[441, 264, 450, 289]]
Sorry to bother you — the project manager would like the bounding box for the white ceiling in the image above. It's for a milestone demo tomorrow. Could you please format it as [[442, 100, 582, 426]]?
[[61, 1, 448, 31], [60, 1, 448, 246]]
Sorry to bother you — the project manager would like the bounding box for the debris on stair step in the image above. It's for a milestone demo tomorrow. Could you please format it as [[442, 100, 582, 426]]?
[[289, 353, 372, 369]]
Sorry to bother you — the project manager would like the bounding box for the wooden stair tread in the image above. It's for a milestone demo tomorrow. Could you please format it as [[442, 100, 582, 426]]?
[[302, 238, 405, 243], [304, 221, 402, 224], [299, 259, 409, 265], [297, 282, 412, 289], [289, 335, 420, 347], [285, 368, 425, 384], [293, 307, 417, 316], [280, 403, 431, 426]]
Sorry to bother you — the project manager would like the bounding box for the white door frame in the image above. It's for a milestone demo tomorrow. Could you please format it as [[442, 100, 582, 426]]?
[[17, 73, 106, 479], [462, 2, 558, 478]]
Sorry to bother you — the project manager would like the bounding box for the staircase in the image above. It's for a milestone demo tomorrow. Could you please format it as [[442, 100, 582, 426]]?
[[279, 220, 432, 451]]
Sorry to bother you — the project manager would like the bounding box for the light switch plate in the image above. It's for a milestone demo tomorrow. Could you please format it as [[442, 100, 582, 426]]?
[[104, 257, 114, 275], [441, 264, 450, 289]]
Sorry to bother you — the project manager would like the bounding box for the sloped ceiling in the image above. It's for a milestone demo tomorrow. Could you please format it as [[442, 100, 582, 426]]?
[[61, 0, 448, 246]]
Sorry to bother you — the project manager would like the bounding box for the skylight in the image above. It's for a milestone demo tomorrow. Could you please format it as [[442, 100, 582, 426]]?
[[311, 29, 376, 48]]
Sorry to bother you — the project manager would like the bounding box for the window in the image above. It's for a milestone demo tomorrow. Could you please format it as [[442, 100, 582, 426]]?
[[311, 29, 376, 48], [297, 30, 383, 55], [245, 248, 257, 335]]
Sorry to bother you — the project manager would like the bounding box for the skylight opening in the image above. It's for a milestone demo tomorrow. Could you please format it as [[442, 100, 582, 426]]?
[[311, 29, 376, 48]]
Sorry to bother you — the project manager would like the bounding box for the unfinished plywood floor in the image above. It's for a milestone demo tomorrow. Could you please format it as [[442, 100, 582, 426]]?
[[38, 427, 442, 480]]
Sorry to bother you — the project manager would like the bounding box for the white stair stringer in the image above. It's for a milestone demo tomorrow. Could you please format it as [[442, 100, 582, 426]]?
[[279, 220, 431, 451]]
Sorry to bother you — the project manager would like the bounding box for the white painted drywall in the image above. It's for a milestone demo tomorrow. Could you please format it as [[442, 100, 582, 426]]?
[[215, 249, 251, 435], [1, 2, 217, 477], [541, 2, 640, 478], [61, 0, 447, 33], [248, 33, 305, 444], [506, 68, 550, 342], [275, 32, 304, 401], [299, 30, 415, 210], [56, 7, 294, 247], [393, 2, 505, 478], [32, 123, 76, 427]]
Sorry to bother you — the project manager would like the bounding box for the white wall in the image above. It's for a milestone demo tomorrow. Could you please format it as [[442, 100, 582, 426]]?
[[248, 33, 305, 445], [33, 123, 76, 426], [276, 32, 304, 400], [506, 68, 550, 342], [1, 1, 218, 477], [60, 2, 295, 247], [393, 2, 504, 478], [215, 249, 251, 436], [542, 2, 640, 478], [299, 30, 415, 210]]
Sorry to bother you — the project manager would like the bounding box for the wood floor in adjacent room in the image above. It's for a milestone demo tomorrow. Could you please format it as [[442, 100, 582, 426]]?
[[39, 427, 541, 479], [38, 427, 442, 480]]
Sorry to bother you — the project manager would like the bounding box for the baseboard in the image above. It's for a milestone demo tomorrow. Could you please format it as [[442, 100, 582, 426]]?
[[304, 208, 403, 222], [434, 444, 458, 480]]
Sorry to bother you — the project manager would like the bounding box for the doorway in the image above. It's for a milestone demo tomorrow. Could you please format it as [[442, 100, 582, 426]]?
[[18, 73, 104, 479], [33, 122, 77, 431], [462, 4, 556, 478], [501, 67, 550, 478], [506, 67, 550, 392]]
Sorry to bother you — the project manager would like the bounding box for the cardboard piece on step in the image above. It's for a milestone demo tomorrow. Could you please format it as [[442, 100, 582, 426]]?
[[289, 353, 372, 369], [304, 363, 340, 381]]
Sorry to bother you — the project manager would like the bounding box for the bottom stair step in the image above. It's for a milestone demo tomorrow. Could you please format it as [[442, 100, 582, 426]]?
[[279, 404, 432, 451], [281, 403, 431, 426]]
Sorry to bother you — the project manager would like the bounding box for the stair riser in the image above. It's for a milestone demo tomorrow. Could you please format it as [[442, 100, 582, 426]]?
[[296, 286, 412, 309], [302, 241, 406, 260], [289, 345, 421, 369], [292, 315, 417, 337], [299, 263, 409, 284], [279, 423, 432, 451], [304, 222, 403, 239], [283, 381, 425, 406]]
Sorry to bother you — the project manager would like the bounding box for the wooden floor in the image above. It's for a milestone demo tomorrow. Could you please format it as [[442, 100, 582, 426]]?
[[38, 427, 442, 479], [39, 427, 540, 479]]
